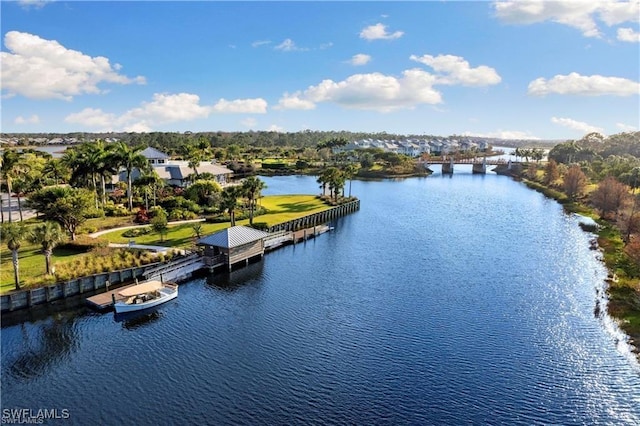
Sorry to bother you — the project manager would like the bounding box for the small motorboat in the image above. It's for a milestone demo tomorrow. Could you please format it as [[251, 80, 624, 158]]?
[[113, 280, 178, 313]]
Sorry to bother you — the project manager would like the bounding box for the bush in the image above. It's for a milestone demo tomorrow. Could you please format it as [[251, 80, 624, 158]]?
[[168, 209, 198, 221], [251, 222, 269, 231], [56, 235, 109, 253], [122, 227, 151, 238], [135, 208, 150, 224], [104, 203, 129, 217]]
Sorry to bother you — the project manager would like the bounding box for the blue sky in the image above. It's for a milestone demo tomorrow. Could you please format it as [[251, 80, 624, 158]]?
[[1, 0, 639, 140]]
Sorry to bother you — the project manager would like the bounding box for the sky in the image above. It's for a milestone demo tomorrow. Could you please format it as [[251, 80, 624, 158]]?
[[1, 0, 639, 140]]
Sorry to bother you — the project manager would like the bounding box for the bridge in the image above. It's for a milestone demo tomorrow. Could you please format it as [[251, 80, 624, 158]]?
[[420, 158, 518, 174]]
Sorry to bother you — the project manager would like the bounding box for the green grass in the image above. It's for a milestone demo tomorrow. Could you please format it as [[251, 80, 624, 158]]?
[[1, 195, 331, 293]]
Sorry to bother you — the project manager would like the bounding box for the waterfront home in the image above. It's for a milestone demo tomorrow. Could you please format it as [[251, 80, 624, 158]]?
[[112, 147, 233, 188]]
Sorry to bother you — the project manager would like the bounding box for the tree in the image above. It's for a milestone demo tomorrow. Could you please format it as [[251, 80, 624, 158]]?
[[43, 158, 70, 186], [590, 176, 630, 219], [2, 222, 27, 290], [185, 179, 222, 207], [544, 159, 560, 186], [112, 142, 149, 211], [192, 222, 204, 239], [220, 186, 241, 226], [28, 187, 94, 240], [563, 165, 588, 200], [343, 164, 360, 197], [241, 176, 267, 225], [151, 208, 169, 242], [29, 221, 65, 275]]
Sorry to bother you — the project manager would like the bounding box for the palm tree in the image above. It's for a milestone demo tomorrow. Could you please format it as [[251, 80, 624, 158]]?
[[220, 186, 241, 226], [29, 221, 65, 275], [343, 164, 360, 198], [113, 142, 149, 211], [241, 177, 267, 225], [2, 222, 27, 290], [43, 158, 69, 185]]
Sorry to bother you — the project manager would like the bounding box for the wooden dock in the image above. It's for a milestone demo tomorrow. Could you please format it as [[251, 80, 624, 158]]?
[[86, 283, 136, 310]]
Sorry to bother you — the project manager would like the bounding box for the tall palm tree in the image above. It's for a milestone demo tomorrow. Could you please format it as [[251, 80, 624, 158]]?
[[220, 186, 241, 227], [241, 177, 267, 225], [29, 221, 65, 275], [113, 142, 149, 211], [2, 222, 27, 290]]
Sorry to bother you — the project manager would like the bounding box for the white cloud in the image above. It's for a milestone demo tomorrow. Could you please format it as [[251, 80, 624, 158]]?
[[267, 124, 285, 132], [124, 93, 212, 123], [349, 54, 372, 66], [493, 0, 640, 38], [616, 122, 638, 131], [252, 40, 271, 48], [278, 69, 442, 112], [1, 31, 146, 100], [18, 0, 52, 9], [617, 27, 640, 42], [462, 130, 540, 140], [212, 98, 268, 114], [359, 23, 404, 40], [528, 72, 640, 96], [275, 92, 317, 110], [410, 54, 501, 86], [274, 38, 308, 52], [551, 116, 604, 134], [64, 93, 268, 131], [14, 114, 40, 125], [65, 108, 118, 130]]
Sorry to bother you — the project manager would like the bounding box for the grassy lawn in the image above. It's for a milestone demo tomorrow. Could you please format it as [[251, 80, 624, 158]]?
[[99, 194, 330, 245], [1, 195, 330, 293]]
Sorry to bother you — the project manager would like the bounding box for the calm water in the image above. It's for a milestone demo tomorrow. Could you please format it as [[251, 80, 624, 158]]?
[[2, 172, 639, 425]]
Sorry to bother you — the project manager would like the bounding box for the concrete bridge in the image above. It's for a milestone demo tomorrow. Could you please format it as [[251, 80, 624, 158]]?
[[421, 158, 517, 174]]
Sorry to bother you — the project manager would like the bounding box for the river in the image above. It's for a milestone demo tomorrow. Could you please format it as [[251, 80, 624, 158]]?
[[2, 172, 639, 425]]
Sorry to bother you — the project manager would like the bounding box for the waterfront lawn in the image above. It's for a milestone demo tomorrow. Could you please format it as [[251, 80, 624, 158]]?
[[0, 244, 91, 293], [96, 195, 330, 246], [0, 195, 330, 292]]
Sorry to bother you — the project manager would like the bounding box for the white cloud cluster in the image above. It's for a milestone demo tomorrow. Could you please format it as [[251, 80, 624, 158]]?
[[359, 23, 404, 40], [551, 116, 604, 134], [617, 27, 640, 42], [410, 54, 502, 86], [278, 53, 501, 112], [349, 54, 372, 66], [528, 72, 640, 96], [493, 0, 640, 38], [14, 115, 40, 125], [275, 38, 308, 52], [64, 93, 268, 131], [278, 70, 442, 112], [1, 31, 146, 100]]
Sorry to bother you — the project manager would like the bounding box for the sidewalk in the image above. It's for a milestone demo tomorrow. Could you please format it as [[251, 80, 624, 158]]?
[[88, 218, 205, 238]]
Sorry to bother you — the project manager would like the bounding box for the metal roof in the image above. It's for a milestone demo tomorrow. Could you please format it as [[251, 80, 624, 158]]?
[[141, 147, 170, 159], [198, 226, 270, 249]]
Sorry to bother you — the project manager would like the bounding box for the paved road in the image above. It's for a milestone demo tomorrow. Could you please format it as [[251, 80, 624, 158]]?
[[1, 193, 38, 222]]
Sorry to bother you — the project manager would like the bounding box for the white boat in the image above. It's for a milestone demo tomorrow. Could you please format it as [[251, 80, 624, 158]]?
[[113, 280, 178, 313]]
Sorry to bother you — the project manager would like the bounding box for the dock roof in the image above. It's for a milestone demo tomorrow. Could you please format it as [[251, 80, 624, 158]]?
[[198, 226, 270, 249]]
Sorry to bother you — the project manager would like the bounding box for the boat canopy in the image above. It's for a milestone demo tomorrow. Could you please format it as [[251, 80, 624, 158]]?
[[118, 281, 163, 297]]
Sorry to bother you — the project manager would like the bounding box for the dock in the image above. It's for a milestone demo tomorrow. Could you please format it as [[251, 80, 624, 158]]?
[[86, 283, 136, 310]]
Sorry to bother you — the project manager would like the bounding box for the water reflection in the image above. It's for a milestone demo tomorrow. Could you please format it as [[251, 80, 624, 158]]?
[[8, 312, 80, 380], [115, 310, 163, 330]]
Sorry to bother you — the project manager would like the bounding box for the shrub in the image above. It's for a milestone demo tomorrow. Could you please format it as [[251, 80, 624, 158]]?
[[169, 209, 198, 221], [57, 235, 109, 253], [104, 203, 129, 217], [135, 208, 150, 224], [122, 227, 151, 238], [251, 222, 269, 231]]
